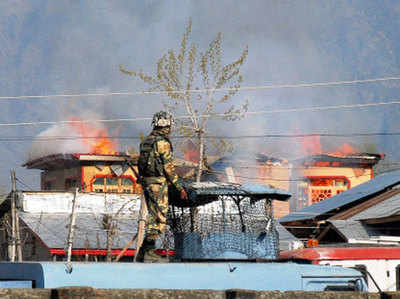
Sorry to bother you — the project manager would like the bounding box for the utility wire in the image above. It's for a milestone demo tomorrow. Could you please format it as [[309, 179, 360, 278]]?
[[1, 76, 400, 101], [1, 100, 400, 127], [0, 132, 399, 141]]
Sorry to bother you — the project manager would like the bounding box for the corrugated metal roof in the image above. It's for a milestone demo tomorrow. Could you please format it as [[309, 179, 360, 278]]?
[[20, 212, 295, 251], [350, 188, 400, 221], [279, 170, 400, 223], [327, 220, 380, 240], [20, 212, 139, 250], [172, 182, 292, 207]]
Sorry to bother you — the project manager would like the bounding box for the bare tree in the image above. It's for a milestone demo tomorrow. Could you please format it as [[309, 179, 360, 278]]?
[[120, 19, 248, 181]]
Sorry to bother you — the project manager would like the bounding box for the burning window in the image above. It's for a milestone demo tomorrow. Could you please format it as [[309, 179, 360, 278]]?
[[310, 178, 348, 187], [308, 177, 349, 204]]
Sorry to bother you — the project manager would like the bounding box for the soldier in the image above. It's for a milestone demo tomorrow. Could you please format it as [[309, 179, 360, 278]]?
[[137, 111, 188, 262]]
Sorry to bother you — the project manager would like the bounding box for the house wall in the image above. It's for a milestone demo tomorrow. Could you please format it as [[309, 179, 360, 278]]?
[[41, 168, 81, 191], [81, 165, 141, 194], [300, 167, 373, 187], [273, 200, 290, 219], [257, 164, 291, 191], [291, 166, 374, 209], [39, 164, 141, 194]]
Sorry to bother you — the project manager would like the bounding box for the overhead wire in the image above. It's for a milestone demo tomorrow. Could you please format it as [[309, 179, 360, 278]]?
[[1, 99, 400, 127], [1, 75, 400, 101]]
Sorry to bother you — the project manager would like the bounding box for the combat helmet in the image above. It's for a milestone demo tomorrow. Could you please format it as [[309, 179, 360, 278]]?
[[152, 111, 174, 128]]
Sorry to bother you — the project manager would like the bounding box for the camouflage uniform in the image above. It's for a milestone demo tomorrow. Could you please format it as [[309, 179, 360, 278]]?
[[141, 128, 183, 238], [138, 111, 183, 240]]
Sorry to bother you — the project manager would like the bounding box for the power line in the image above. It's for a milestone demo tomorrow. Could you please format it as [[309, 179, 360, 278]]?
[[1, 75, 400, 101], [1, 100, 400, 127], [0, 131, 399, 141]]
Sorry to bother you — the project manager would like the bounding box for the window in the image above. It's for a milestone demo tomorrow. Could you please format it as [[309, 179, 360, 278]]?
[[93, 177, 105, 185], [121, 178, 133, 186], [106, 178, 118, 185], [93, 177, 105, 193], [91, 176, 137, 194]]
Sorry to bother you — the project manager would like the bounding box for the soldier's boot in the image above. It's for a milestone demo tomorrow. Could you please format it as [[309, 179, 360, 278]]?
[[143, 238, 169, 263], [144, 249, 169, 263], [135, 238, 154, 262]]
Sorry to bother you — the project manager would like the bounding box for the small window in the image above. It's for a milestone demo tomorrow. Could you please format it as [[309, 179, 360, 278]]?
[[334, 179, 348, 187], [106, 178, 118, 186], [93, 177, 105, 185], [121, 178, 134, 186]]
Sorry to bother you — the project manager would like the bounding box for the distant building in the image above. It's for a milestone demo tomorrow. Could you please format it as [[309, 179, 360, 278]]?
[[0, 191, 141, 261], [23, 153, 142, 194], [290, 153, 383, 210], [280, 169, 400, 245], [204, 153, 382, 219]]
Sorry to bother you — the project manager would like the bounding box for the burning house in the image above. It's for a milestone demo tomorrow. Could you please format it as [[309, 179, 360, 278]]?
[[22, 119, 146, 194], [291, 152, 383, 210], [289, 137, 383, 210], [206, 145, 382, 218], [205, 154, 292, 219], [23, 153, 142, 194]]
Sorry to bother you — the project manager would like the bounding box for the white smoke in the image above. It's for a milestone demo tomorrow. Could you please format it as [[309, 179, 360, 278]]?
[[26, 123, 92, 162]]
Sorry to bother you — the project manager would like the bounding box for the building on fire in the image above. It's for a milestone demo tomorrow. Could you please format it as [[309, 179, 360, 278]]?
[[205, 152, 383, 218]]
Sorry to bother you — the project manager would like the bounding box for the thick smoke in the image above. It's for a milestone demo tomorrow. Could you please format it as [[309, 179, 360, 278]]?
[[27, 124, 91, 162], [0, 0, 399, 189]]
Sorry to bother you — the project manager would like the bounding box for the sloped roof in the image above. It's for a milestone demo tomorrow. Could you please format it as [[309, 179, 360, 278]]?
[[280, 170, 400, 223], [20, 212, 140, 250], [20, 212, 295, 252], [349, 187, 400, 221], [294, 153, 382, 167], [327, 220, 380, 241]]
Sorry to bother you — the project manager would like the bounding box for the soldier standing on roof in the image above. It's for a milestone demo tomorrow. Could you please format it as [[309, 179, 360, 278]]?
[[137, 111, 188, 262]]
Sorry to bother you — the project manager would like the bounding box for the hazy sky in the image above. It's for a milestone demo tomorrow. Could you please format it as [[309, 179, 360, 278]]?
[[1, 0, 400, 189]]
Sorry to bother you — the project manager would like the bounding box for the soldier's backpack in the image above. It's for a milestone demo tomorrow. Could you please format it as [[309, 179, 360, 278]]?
[[138, 135, 166, 177]]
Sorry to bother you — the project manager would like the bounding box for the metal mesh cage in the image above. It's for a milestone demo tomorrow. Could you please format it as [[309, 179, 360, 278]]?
[[168, 183, 282, 260]]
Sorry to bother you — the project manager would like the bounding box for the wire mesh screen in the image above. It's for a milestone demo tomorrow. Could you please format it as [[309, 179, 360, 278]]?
[[168, 192, 280, 260]]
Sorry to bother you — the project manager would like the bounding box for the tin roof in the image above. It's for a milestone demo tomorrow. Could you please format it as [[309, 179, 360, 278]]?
[[294, 153, 382, 167], [349, 187, 400, 221], [23, 153, 137, 170], [280, 170, 400, 223], [171, 182, 292, 207], [327, 220, 379, 240], [20, 212, 139, 250]]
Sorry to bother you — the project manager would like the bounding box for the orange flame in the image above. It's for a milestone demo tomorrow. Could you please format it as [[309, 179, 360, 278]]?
[[183, 140, 200, 163], [328, 143, 357, 157], [298, 132, 358, 157], [68, 117, 118, 155], [299, 135, 322, 156]]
